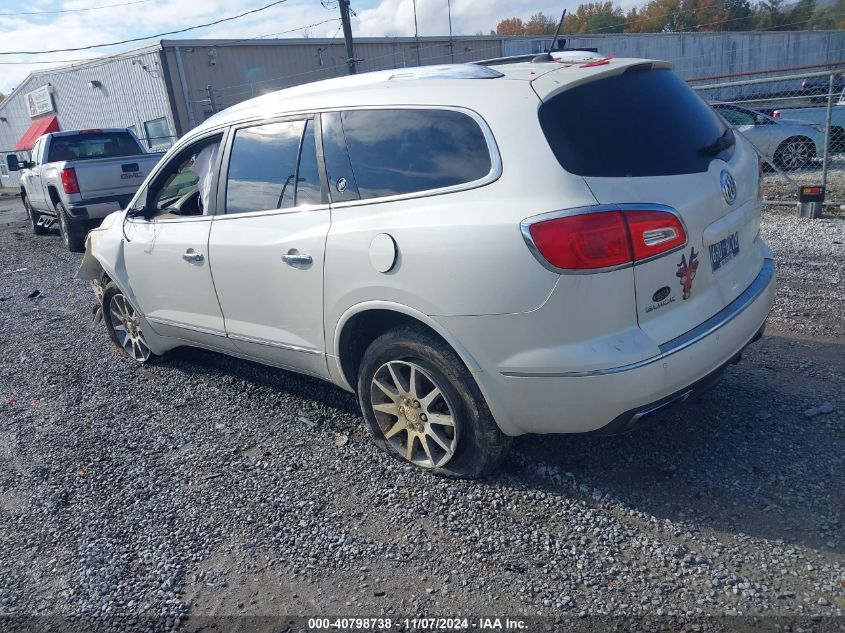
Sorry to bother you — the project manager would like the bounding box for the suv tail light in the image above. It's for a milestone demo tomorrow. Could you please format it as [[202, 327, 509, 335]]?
[[524, 208, 687, 271], [625, 210, 686, 261], [61, 167, 79, 194]]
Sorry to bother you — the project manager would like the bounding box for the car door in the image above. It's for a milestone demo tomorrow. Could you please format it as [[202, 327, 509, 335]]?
[[122, 132, 235, 351], [26, 138, 49, 211], [208, 116, 331, 379]]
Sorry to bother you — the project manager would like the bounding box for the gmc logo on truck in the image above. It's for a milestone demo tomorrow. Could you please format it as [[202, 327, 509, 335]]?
[[120, 172, 144, 180]]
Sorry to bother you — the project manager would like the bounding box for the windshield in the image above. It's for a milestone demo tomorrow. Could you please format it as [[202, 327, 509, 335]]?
[[48, 131, 143, 162], [538, 68, 729, 177]]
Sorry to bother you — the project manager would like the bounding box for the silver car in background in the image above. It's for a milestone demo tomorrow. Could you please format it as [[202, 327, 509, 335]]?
[[711, 103, 825, 171]]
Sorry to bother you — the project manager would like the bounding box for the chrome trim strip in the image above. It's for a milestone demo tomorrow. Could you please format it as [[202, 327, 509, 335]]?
[[519, 203, 690, 275], [228, 333, 323, 356], [502, 258, 774, 378], [147, 317, 227, 338]]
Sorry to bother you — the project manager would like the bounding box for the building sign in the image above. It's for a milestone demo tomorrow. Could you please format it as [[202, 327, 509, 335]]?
[[26, 86, 55, 118]]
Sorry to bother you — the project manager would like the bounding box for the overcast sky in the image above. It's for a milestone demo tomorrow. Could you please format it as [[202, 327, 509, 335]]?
[[0, 0, 604, 94]]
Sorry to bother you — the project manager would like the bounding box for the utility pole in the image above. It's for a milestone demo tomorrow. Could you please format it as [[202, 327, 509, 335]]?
[[339, 0, 357, 74], [447, 0, 454, 63], [205, 85, 218, 113], [413, 0, 421, 66]]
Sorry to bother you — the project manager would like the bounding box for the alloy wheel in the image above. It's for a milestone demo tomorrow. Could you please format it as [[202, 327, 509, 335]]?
[[370, 360, 459, 469], [108, 293, 152, 362], [780, 140, 811, 170]]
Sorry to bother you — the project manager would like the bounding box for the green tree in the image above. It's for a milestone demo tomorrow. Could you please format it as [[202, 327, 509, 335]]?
[[753, 0, 786, 29], [809, 0, 845, 29], [786, 0, 816, 29], [721, 0, 753, 30]]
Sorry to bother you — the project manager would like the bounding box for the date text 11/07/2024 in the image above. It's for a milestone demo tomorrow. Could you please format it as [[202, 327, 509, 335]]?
[[307, 617, 528, 630]]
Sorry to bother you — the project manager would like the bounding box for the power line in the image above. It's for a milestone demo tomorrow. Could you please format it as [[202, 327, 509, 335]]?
[[0, 0, 153, 16], [0, 0, 291, 55], [0, 17, 341, 66]]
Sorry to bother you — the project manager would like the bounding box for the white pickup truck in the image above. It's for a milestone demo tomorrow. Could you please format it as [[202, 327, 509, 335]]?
[[6, 128, 162, 251]]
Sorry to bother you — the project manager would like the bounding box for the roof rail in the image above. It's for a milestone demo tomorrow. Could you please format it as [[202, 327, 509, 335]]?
[[387, 64, 504, 80], [474, 49, 600, 67]]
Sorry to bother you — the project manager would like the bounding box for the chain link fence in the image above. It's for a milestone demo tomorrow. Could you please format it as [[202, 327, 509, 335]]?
[[691, 63, 844, 214]]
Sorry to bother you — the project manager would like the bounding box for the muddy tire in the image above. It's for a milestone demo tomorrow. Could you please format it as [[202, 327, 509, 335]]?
[[56, 202, 86, 252], [357, 324, 511, 479], [24, 196, 48, 235]]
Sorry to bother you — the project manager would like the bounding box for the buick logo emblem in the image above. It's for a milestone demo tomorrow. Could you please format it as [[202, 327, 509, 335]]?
[[720, 170, 737, 205]]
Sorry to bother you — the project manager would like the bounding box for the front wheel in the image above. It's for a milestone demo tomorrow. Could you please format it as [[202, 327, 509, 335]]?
[[357, 325, 511, 478], [773, 137, 815, 171], [56, 202, 86, 252], [102, 282, 158, 363]]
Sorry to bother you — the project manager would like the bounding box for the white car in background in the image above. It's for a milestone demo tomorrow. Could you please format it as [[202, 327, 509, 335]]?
[[78, 56, 776, 478], [711, 102, 825, 171]]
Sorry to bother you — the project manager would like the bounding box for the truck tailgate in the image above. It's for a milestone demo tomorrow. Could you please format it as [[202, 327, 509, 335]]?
[[74, 154, 161, 198]]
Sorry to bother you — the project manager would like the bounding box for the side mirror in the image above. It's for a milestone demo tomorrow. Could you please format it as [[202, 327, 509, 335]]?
[[126, 188, 152, 219], [754, 115, 769, 125], [6, 154, 20, 172]]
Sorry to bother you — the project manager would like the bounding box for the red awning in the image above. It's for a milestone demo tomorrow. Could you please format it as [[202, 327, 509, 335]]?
[[14, 115, 60, 151]]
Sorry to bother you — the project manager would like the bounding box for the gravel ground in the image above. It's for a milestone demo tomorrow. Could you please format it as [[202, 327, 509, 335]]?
[[762, 156, 845, 204], [0, 198, 843, 632]]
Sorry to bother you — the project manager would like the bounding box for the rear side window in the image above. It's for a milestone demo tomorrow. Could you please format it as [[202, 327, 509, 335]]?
[[340, 109, 492, 200], [714, 105, 756, 127], [538, 68, 728, 177], [47, 131, 143, 162]]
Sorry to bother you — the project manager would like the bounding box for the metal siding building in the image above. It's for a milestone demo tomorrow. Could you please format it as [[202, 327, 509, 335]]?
[[160, 36, 505, 133]]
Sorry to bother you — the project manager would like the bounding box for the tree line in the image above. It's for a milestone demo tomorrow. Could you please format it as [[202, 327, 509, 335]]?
[[494, 0, 843, 36]]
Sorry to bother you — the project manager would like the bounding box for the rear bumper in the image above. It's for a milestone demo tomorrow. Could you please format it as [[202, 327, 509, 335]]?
[[66, 194, 134, 220], [444, 258, 776, 436], [593, 322, 765, 435]]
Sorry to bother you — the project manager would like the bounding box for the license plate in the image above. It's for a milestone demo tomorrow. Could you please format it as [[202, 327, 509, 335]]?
[[709, 232, 740, 271]]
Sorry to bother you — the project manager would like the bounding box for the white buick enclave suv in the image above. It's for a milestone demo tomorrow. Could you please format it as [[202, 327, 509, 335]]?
[[79, 54, 776, 478]]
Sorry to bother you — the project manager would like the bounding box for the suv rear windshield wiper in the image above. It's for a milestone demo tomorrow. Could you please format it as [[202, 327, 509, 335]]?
[[700, 128, 735, 156]]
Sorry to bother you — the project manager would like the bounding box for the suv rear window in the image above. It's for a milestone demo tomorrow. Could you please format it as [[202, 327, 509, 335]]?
[[340, 109, 492, 200], [538, 68, 728, 177], [48, 131, 143, 162]]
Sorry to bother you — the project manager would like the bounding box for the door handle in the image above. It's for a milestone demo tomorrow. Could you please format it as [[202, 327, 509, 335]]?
[[282, 251, 312, 266], [182, 249, 204, 263]]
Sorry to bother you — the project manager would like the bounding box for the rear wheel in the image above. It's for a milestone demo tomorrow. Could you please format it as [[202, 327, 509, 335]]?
[[773, 137, 815, 171], [24, 196, 48, 235], [357, 325, 511, 478], [56, 202, 86, 252], [102, 282, 158, 363]]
